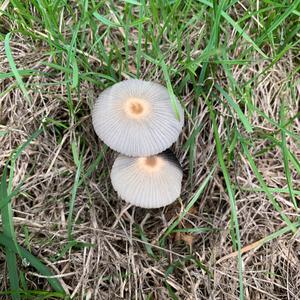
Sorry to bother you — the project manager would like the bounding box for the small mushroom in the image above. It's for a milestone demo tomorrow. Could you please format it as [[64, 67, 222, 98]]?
[[110, 149, 183, 208], [92, 79, 184, 156]]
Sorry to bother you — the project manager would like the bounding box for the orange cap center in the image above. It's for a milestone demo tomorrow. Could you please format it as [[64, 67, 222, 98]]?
[[138, 156, 164, 173], [130, 102, 144, 114], [124, 97, 150, 119], [144, 157, 158, 167]]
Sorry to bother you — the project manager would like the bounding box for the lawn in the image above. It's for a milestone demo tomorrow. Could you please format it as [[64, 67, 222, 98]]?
[[0, 0, 300, 299]]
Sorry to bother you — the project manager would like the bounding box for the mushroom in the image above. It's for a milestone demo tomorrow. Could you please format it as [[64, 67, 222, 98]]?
[[110, 149, 183, 208], [92, 79, 184, 156]]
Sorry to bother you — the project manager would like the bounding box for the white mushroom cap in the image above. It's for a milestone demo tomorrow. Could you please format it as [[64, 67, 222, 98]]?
[[92, 79, 184, 157], [110, 150, 183, 208]]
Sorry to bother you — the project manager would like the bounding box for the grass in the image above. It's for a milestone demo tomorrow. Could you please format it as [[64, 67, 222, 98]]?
[[208, 104, 244, 298], [0, 0, 299, 299], [0, 129, 65, 298], [1, 164, 20, 300], [4, 33, 31, 104]]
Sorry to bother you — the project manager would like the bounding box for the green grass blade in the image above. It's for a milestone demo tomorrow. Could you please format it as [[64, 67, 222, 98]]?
[[71, 57, 79, 89], [160, 57, 181, 120], [0, 180, 24, 210], [93, 11, 120, 27], [0, 127, 43, 298], [78, 147, 106, 186], [124, 0, 141, 4], [0, 233, 65, 293], [4, 33, 31, 103], [240, 138, 296, 233], [0, 130, 8, 137], [254, 0, 300, 47], [246, 101, 300, 142], [0, 69, 39, 80], [5, 252, 20, 299], [161, 166, 215, 243], [197, 0, 268, 58], [67, 143, 83, 240], [136, 225, 156, 259], [262, 221, 300, 244], [0, 165, 21, 300], [197, 0, 226, 84], [279, 105, 297, 209], [289, 152, 300, 175], [136, 0, 145, 77], [209, 108, 244, 299], [215, 83, 253, 133], [0, 290, 65, 299], [240, 186, 300, 196], [8, 128, 43, 193], [172, 227, 218, 233]]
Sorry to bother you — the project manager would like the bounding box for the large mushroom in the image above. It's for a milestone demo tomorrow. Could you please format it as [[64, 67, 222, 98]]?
[[110, 149, 183, 208], [92, 79, 184, 157]]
